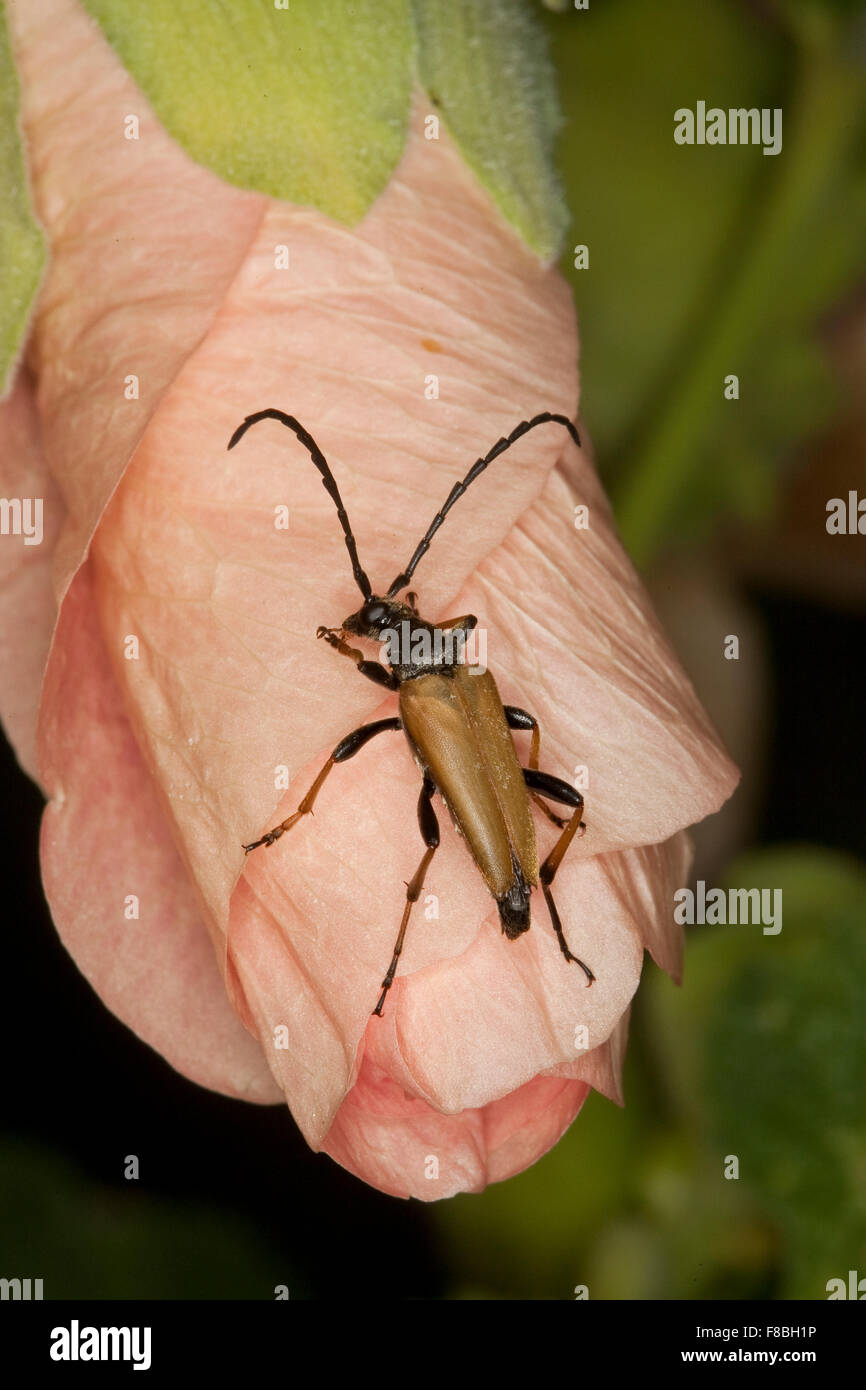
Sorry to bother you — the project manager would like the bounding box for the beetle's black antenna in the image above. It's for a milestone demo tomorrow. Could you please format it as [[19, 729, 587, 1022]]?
[[386, 412, 581, 597], [228, 409, 372, 600]]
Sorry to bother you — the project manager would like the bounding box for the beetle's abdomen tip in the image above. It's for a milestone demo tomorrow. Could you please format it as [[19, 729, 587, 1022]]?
[[498, 893, 531, 939]]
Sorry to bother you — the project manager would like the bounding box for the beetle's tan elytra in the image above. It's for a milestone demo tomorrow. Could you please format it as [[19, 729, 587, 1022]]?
[[229, 410, 593, 1015]]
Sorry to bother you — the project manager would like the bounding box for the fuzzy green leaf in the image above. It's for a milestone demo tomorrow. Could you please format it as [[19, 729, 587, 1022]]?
[[411, 0, 568, 259], [81, 0, 415, 224], [0, 4, 45, 397]]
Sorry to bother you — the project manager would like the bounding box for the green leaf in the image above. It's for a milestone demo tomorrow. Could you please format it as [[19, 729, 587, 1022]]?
[[0, 3, 45, 397], [81, 0, 415, 224], [411, 0, 568, 259]]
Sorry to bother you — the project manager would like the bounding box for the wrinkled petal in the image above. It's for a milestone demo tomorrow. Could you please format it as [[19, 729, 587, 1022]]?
[[38, 562, 281, 1103], [460, 464, 738, 855], [7, 0, 264, 596], [0, 371, 61, 778]]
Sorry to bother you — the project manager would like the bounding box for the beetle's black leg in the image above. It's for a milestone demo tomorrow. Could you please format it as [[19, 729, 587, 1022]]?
[[505, 706, 568, 829], [373, 773, 440, 1017], [316, 626, 398, 690], [243, 717, 402, 853], [521, 768, 594, 985], [437, 613, 477, 631], [405, 591, 418, 614]]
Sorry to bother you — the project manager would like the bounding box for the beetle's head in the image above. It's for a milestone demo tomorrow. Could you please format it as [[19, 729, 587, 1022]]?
[[342, 596, 410, 640]]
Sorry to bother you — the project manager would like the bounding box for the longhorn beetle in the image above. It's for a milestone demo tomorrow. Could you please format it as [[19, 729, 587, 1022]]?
[[228, 410, 593, 1016]]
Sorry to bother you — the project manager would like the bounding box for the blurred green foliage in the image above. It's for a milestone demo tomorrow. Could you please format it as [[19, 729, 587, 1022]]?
[[654, 848, 866, 1299], [434, 849, 866, 1299], [0, 1141, 287, 1299], [545, 0, 866, 562]]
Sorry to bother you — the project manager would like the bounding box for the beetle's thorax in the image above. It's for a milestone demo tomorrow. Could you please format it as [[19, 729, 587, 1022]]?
[[341, 596, 476, 682]]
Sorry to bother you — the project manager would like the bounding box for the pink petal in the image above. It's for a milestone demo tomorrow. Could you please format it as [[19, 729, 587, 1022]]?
[[38, 561, 281, 1103], [546, 1009, 632, 1106], [360, 843, 678, 1115], [321, 1059, 591, 1200], [457, 464, 739, 855], [7, 0, 264, 596], [0, 371, 61, 778]]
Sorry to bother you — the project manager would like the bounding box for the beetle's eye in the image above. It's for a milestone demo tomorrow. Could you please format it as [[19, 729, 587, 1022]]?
[[362, 601, 388, 626]]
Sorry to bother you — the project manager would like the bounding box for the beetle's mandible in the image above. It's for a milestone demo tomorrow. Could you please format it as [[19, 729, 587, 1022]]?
[[228, 409, 594, 1015]]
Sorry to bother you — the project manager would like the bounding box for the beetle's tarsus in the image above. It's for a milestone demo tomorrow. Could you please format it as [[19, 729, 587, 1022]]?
[[556, 939, 595, 985], [244, 827, 284, 853], [561, 945, 595, 983]]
